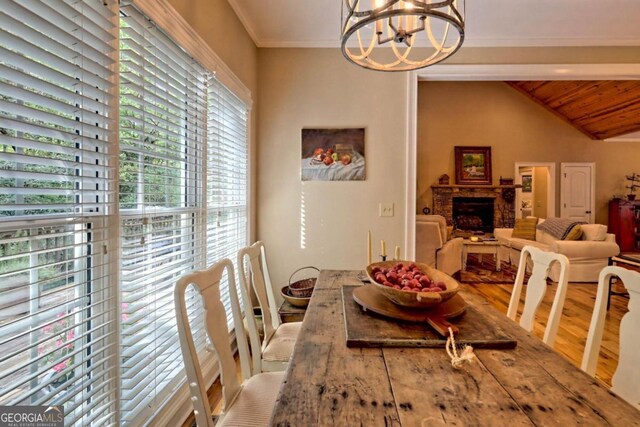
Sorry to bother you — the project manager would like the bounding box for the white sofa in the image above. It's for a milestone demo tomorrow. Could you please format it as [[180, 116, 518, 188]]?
[[416, 215, 463, 276], [494, 220, 619, 282]]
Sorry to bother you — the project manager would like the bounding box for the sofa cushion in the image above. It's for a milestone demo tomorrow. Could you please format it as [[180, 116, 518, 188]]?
[[535, 218, 545, 242], [512, 217, 538, 241], [537, 230, 557, 246], [563, 225, 583, 240], [509, 238, 549, 252], [581, 224, 607, 241]]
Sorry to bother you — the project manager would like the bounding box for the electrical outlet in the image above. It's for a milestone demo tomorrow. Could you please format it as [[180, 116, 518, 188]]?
[[379, 202, 394, 217]]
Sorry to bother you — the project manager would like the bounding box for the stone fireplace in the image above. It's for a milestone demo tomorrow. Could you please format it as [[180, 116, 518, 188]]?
[[430, 185, 516, 231]]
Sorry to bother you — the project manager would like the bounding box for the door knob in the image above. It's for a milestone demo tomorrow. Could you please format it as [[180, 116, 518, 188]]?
[[585, 210, 592, 214]]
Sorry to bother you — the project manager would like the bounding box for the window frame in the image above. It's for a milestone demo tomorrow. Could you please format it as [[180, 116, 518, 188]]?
[[0, 0, 252, 425]]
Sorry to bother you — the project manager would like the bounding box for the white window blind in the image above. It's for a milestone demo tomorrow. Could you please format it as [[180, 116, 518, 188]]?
[[118, 4, 208, 423], [0, 1, 251, 425], [207, 77, 249, 326], [0, 1, 118, 426]]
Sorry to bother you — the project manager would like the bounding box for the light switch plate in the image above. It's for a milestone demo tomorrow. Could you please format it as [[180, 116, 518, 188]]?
[[379, 202, 394, 217]]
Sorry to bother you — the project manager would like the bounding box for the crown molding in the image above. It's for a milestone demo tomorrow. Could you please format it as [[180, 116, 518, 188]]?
[[416, 64, 640, 81], [249, 37, 640, 49], [255, 36, 640, 49], [228, 0, 261, 47], [463, 36, 640, 48], [258, 39, 341, 48]]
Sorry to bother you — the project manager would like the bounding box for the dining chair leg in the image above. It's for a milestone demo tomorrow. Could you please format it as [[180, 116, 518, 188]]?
[[582, 268, 614, 375], [507, 251, 529, 321]]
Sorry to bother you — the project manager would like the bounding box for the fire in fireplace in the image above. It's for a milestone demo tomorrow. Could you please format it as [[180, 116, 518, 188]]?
[[452, 197, 495, 233]]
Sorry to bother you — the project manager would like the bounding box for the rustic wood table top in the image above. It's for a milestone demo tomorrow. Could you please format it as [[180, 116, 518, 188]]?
[[269, 270, 640, 427]]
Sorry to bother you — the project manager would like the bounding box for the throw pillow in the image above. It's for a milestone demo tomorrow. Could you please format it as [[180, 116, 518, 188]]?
[[512, 217, 538, 241], [581, 224, 607, 241], [563, 224, 583, 240]]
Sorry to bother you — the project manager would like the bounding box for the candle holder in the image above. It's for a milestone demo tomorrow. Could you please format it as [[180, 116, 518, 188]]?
[[380, 255, 387, 262]]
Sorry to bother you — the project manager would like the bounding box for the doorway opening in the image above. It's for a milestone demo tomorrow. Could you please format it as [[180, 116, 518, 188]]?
[[405, 64, 640, 261], [514, 162, 556, 219]]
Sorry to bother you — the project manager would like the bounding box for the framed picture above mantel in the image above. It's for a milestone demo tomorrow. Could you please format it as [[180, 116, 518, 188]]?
[[454, 146, 492, 185]]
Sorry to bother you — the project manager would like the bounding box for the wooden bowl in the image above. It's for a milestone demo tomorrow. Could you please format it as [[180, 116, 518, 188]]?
[[365, 260, 460, 308], [280, 286, 311, 308]]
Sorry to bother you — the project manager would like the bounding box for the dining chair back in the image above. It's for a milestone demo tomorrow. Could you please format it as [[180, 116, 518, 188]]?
[[581, 266, 640, 408], [238, 241, 301, 374], [507, 245, 570, 346], [175, 259, 283, 426]]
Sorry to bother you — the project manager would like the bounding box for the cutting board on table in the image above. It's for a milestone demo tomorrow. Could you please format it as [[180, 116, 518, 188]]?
[[352, 284, 467, 336], [341, 285, 517, 349]]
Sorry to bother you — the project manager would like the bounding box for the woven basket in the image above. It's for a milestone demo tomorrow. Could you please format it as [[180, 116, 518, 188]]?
[[288, 266, 319, 298]]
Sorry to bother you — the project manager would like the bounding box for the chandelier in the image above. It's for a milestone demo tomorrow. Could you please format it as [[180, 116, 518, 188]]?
[[341, 0, 465, 72]]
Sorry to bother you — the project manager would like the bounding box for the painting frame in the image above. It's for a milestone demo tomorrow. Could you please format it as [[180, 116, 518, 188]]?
[[454, 146, 492, 185], [301, 128, 366, 181]]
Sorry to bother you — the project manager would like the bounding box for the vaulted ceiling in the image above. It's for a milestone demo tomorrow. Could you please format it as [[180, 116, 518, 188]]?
[[506, 81, 640, 140]]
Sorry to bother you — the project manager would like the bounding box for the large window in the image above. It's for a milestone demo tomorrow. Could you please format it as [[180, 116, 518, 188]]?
[[118, 5, 208, 422], [207, 77, 249, 326], [0, 1, 119, 425], [0, 1, 250, 425]]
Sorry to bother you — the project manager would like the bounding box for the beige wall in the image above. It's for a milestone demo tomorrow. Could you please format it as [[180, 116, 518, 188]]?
[[160, 5, 640, 289], [168, 0, 257, 92], [417, 81, 640, 225], [257, 49, 408, 289], [533, 167, 549, 218]]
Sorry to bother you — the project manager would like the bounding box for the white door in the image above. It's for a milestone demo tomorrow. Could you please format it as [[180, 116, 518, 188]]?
[[561, 163, 595, 223]]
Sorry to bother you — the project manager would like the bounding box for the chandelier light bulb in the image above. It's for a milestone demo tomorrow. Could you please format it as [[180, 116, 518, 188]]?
[[341, 0, 465, 72]]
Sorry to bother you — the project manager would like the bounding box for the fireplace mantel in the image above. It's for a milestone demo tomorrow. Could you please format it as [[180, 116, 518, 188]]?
[[431, 184, 521, 190], [430, 184, 517, 229]]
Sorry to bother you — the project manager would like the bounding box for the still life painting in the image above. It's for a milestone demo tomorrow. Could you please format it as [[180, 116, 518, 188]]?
[[301, 128, 365, 181], [454, 146, 492, 185]]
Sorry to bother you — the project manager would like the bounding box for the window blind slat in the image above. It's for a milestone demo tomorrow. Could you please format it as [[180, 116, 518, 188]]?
[[206, 76, 249, 328], [119, 6, 207, 423], [1, 2, 250, 424], [0, 2, 118, 425]]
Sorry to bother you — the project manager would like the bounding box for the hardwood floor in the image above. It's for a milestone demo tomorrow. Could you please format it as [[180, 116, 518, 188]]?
[[464, 280, 628, 387]]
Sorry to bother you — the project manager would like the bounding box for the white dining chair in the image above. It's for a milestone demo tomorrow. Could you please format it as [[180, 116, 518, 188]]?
[[507, 245, 570, 346], [581, 266, 640, 408], [174, 259, 285, 427], [237, 241, 302, 375]]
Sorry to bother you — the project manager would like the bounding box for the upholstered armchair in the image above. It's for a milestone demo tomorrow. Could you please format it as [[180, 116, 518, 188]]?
[[415, 214, 463, 276]]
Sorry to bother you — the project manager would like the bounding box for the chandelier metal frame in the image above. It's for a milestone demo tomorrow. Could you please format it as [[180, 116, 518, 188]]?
[[341, 0, 465, 72]]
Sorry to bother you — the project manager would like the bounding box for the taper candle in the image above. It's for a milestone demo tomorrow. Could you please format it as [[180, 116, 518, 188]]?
[[395, 245, 400, 261], [381, 240, 386, 257], [367, 231, 372, 265]]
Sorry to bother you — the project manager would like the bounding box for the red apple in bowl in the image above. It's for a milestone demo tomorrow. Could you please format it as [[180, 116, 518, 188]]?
[[365, 260, 459, 308]]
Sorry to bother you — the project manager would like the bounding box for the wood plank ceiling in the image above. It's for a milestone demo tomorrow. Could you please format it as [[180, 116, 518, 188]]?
[[505, 81, 640, 140]]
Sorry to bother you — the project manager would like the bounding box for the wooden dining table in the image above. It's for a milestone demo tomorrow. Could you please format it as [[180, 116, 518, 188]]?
[[269, 270, 640, 426]]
